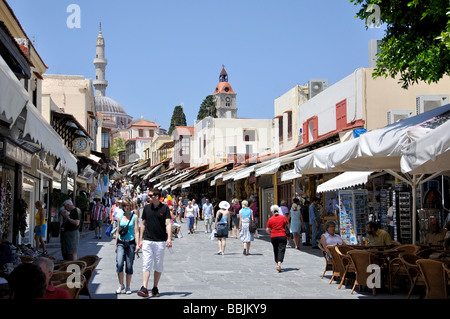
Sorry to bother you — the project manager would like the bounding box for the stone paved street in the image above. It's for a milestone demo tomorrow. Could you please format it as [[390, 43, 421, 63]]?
[[46, 219, 409, 300]]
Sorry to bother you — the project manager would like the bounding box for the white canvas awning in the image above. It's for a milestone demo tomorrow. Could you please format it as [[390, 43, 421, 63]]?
[[317, 171, 373, 193], [233, 165, 255, 181], [22, 102, 78, 173], [255, 160, 280, 177], [0, 55, 28, 125], [143, 163, 162, 180], [280, 169, 302, 182]]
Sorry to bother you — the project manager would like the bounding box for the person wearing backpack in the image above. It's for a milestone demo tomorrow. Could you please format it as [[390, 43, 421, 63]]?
[[61, 200, 81, 260]]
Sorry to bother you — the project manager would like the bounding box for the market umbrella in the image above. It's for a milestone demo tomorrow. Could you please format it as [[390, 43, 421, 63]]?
[[400, 115, 450, 175], [294, 103, 450, 243]]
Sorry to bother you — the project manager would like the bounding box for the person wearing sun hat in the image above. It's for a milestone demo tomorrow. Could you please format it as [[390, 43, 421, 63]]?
[[214, 201, 231, 255]]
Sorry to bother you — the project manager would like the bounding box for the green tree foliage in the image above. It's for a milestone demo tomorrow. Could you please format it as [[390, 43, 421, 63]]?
[[351, 0, 450, 89], [168, 105, 187, 135], [109, 137, 126, 159], [197, 95, 217, 121]]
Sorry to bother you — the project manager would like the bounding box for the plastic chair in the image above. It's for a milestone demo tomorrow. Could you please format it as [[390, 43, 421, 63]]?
[[318, 242, 333, 279], [416, 259, 446, 299], [399, 253, 424, 299], [348, 250, 380, 295]]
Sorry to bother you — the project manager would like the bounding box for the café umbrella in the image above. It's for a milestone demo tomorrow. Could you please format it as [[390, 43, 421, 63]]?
[[294, 103, 450, 243]]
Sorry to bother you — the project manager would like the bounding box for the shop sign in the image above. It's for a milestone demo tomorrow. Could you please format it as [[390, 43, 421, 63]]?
[[37, 159, 53, 179], [0, 139, 32, 168]]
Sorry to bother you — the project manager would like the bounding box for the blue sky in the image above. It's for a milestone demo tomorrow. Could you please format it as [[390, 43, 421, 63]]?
[[8, 0, 385, 132]]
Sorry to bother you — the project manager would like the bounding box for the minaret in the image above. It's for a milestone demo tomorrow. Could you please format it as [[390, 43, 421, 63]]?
[[93, 23, 108, 97]]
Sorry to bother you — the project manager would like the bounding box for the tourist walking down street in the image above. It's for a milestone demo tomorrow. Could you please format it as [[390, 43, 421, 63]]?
[[202, 198, 214, 233], [115, 199, 140, 294], [300, 200, 311, 246], [34, 201, 47, 256], [91, 198, 107, 239], [185, 201, 195, 234], [61, 199, 81, 260], [192, 198, 199, 231], [309, 197, 323, 249], [266, 204, 290, 272], [137, 188, 172, 298], [289, 203, 302, 249], [239, 200, 254, 255], [230, 198, 240, 238], [177, 196, 185, 223], [215, 201, 230, 255]]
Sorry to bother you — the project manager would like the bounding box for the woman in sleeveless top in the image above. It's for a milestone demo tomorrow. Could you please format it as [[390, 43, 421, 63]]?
[[319, 220, 343, 248], [239, 200, 254, 255], [215, 201, 230, 255], [34, 201, 47, 256], [115, 199, 140, 294]]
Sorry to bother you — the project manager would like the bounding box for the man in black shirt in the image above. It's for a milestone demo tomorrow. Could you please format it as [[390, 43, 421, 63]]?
[[137, 188, 172, 297]]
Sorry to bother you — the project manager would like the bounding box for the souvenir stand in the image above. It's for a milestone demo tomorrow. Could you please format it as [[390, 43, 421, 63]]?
[[338, 189, 369, 245]]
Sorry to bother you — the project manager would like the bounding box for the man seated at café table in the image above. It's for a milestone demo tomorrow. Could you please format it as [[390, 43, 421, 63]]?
[[366, 222, 397, 246], [424, 219, 446, 246]]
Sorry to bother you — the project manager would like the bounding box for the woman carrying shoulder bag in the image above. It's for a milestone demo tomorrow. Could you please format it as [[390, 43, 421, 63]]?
[[115, 199, 140, 294], [266, 205, 289, 272]]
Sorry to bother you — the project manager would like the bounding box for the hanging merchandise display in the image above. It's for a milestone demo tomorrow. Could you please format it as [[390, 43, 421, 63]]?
[[338, 189, 369, 245], [0, 177, 12, 241]]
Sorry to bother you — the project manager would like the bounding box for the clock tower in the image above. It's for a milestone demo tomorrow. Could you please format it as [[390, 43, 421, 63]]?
[[213, 65, 237, 119]]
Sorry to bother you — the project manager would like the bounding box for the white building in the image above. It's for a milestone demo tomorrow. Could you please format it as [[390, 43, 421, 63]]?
[[297, 68, 450, 147], [190, 116, 276, 169]]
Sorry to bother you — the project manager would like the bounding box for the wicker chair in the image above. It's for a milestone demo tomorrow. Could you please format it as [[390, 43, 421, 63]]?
[[77, 255, 100, 299], [399, 253, 424, 299], [19, 255, 35, 263], [336, 245, 356, 289], [50, 271, 74, 286], [77, 255, 100, 268], [347, 250, 380, 295], [318, 242, 333, 279], [417, 259, 446, 299], [443, 263, 450, 299], [55, 275, 86, 299], [388, 245, 420, 294], [327, 245, 355, 289], [54, 260, 87, 273]]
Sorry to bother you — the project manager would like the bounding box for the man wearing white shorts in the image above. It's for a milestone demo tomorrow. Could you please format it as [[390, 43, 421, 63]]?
[[137, 188, 172, 297], [202, 198, 214, 233]]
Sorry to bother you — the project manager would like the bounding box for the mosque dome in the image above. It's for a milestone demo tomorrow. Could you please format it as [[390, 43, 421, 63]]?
[[95, 96, 129, 117]]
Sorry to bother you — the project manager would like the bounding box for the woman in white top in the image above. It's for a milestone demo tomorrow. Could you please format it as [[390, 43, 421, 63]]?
[[185, 201, 195, 234], [320, 220, 343, 248]]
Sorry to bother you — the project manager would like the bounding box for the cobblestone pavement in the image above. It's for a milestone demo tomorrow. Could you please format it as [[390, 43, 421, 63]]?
[[46, 218, 412, 301]]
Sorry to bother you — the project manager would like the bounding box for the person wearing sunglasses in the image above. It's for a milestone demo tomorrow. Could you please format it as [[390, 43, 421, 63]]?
[[137, 189, 172, 297]]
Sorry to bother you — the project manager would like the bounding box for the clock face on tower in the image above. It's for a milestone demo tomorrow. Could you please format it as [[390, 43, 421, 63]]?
[[73, 137, 88, 152], [226, 97, 231, 102]]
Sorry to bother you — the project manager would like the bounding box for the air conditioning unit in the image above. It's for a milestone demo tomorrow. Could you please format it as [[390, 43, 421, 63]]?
[[416, 94, 449, 114], [387, 110, 414, 125], [308, 79, 329, 99]]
